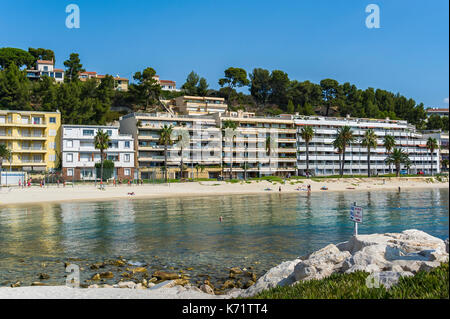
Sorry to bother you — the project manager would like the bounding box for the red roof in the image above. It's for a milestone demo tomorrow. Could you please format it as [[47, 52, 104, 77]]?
[[427, 108, 449, 112], [80, 71, 97, 75], [160, 80, 175, 84], [37, 60, 54, 65], [53, 68, 64, 72]]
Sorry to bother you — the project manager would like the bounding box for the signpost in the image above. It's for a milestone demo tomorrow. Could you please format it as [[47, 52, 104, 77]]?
[[350, 202, 363, 236]]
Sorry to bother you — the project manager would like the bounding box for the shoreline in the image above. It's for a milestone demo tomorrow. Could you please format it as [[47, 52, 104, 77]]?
[[1, 176, 448, 207]]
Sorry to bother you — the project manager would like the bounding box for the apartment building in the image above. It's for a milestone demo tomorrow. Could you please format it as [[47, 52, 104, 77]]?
[[423, 130, 449, 171], [120, 113, 222, 179], [295, 115, 440, 176], [220, 111, 298, 178], [0, 110, 61, 172], [172, 96, 228, 116], [79, 72, 129, 91], [426, 108, 449, 117], [61, 125, 135, 180], [26, 60, 64, 83]]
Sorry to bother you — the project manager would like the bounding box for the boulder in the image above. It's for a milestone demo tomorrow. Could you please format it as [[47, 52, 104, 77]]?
[[445, 239, 449, 253], [152, 271, 179, 280], [131, 267, 147, 274], [230, 267, 242, 274], [100, 271, 114, 279], [31, 282, 47, 286], [38, 273, 50, 280], [118, 281, 136, 289], [200, 284, 215, 295], [239, 259, 301, 298], [366, 271, 414, 289], [418, 261, 442, 273]]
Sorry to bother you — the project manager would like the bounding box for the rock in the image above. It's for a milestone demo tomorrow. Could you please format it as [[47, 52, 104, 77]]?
[[131, 267, 147, 274], [100, 271, 114, 279], [230, 267, 242, 274], [152, 271, 179, 280], [88, 284, 99, 288], [226, 288, 245, 298], [222, 280, 235, 289], [38, 273, 50, 280], [173, 279, 189, 286], [118, 281, 136, 289], [445, 239, 449, 253], [142, 279, 147, 287], [148, 277, 158, 283], [90, 262, 105, 269], [243, 280, 255, 289], [31, 282, 47, 286], [239, 258, 300, 298], [10, 281, 21, 288], [204, 279, 214, 290], [200, 284, 215, 295], [112, 260, 125, 267], [121, 272, 132, 278], [294, 244, 351, 281], [186, 267, 194, 271], [418, 261, 442, 273], [135, 283, 146, 289], [91, 274, 101, 281], [147, 282, 156, 288], [102, 284, 114, 288], [149, 280, 176, 290]]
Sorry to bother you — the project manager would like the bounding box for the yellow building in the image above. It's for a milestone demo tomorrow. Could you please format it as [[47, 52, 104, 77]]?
[[0, 110, 61, 172]]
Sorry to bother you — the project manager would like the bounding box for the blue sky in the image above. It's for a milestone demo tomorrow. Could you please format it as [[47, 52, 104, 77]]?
[[0, 0, 448, 108]]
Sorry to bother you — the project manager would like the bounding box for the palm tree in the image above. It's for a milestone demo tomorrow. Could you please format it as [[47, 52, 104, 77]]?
[[0, 144, 12, 186], [94, 130, 110, 186], [194, 164, 205, 179], [383, 135, 396, 174], [300, 126, 314, 175], [385, 148, 410, 177], [266, 135, 273, 176], [159, 124, 174, 183], [361, 129, 377, 177], [426, 137, 439, 176], [223, 120, 237, 179], [335, 126, 355, 177], [442, 159, 449, 172], [332, 135, 343, 176]]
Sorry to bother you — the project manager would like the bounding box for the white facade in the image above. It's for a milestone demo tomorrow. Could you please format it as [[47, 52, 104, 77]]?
[[27, 60, 64, 83], [295, 116, 440, 176], [61, 125, 134, 180]]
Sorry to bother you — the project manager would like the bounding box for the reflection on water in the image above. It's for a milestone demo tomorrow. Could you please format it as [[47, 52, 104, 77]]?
[[0, 188, 448, 286]]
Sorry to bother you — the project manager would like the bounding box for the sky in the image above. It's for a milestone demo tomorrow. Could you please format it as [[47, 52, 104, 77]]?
[[0, 0, 448, 108]]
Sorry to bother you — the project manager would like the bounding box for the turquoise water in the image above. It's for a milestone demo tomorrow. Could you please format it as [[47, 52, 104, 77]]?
[[0, 188, 448, 287]]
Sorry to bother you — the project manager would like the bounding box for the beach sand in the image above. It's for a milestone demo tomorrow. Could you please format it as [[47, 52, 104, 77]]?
[[0, 176, 448, 206]]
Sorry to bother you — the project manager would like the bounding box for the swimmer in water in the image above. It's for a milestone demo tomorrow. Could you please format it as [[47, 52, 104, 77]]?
[[219, 216, 223, 222]]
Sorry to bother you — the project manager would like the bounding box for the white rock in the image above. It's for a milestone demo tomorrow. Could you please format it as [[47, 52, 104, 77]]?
[[238, 259, 301, 298], [118, 281, 136, 289], [200, 284, 214, 295]]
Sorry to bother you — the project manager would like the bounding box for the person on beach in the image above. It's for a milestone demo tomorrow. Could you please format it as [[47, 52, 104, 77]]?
[[63, 180, 66, 187], [18, 180, 21, 188], [57, 180, 60, 188], [219, 216, 223, 222], [307, 184, 311, 192], [279, 186, 282, 192]]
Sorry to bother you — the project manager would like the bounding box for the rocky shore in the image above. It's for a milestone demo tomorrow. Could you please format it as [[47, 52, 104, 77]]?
[[0, 229, 448, 299]]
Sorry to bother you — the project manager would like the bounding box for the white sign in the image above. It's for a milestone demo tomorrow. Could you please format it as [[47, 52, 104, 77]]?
[[350, 205, 363, 223]]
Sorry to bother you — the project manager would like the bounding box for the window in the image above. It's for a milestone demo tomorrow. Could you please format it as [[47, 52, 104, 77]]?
[[83, 129, 94, 136], [49, 142, 56, 149], [67, 168, 74, 177], [125, 141, 130, 148], [124, 168, 131, 176], [67, 153, 73, 162], [33, 117, 41, 124], [49, 129, 56, 136], [43, 66, 48, 71], [106, 130, 113, 136], [49, 154, 56, 161], [67, 140, 73, 148], [124, 154, 130, 162], [49, 117, 56, 123]]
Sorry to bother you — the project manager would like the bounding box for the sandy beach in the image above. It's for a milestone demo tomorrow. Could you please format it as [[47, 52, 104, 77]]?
[[0, 176, 448, 206]]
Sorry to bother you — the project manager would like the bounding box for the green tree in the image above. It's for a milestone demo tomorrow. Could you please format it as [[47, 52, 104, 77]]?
[[300, 126, 314, 175], [94, 129, 110, 186], [383, 135, 396, 174], [159, 125, 174, 183], [0, 144, 12, 186], [269, 70, 290, 107], [28, 48, 55, 68], [426, 115, 444, 130], [249, 68, 271, 106], [219, 67, 250, 105], [286, 100, 295, 113], [64, 53, 85, 82], [385, 148, 410, 177], [320, 79, 340, 116], [426, 137, 439, 176], [197, 77, 209, 96], [130, 67, 161, 110], [0, 63, 30, 110], [335, 126, 355, 177], [361, 129, 378, 177], [0, 47, 34, 69], [95, 159, 114, 181], [181, 71, 200, 95]]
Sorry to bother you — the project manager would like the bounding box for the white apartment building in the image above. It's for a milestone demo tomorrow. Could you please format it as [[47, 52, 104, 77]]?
[[172, 96, 228, 116], [423, 130, 449, 171], [26, 60, 64, 83], [61, 125, 135, 180], [295, 115, 440, 176], [220, 112, 298, 179], [119, 113, 222, 179]]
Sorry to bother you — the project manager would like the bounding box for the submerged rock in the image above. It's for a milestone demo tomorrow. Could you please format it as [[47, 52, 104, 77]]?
[[152, 271, 179, 280], [38, 273, 50, 280]]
